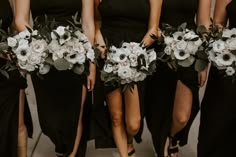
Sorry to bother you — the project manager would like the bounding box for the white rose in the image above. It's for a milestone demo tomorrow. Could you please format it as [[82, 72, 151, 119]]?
[[131, 45, 144, 55], [104, 63, 113, 73], [129, 53, 138, 67], [213, 40, 225, 52], [39, 64, 51, 75], [226, 38, 236, 50], [164, 36, 174, 45], [176, 40, 187, 50], [164, 46, 173, 55], [31, 39, 47, 53], [222, 29, 233, 38], [7, 37, 17, 47]]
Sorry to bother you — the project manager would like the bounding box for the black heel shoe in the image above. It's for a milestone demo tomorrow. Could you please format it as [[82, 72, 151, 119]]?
[[128, 139, 136, 156], [167, 136, 179, 157]]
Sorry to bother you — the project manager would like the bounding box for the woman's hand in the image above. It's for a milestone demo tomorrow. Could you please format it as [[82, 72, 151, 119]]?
[[198, 66, 208, 87], [142, 27, 161, 47], [87, 62, 96, 91]]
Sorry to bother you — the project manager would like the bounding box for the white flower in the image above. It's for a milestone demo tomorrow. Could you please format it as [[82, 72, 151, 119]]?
[[19, 30, 30, 39], [51, 26, 72, 44], [112, 48, 129, 63], [39, 64, 51, 75], [48, 40, 60, 52], [173, 31, 184, 41], [222, 29, 233, 38], [31, 39, 47, 53], [176, 40, 187, 50], [164, 46, 173, 55], [213, 40, 225, 52], [131, 44, 144, 55], [184, 31, 196, 40], [7, 37, 17, 47], [18, 39, 29, 48], [226, 38, 236, 50], [15, 47, 31, 62], [194, 38, 203, 47], [77, 53, 86, 64], [215, 51, 236, 66], [55, 26, 66, 36], [164, 36, 174, 45], [104, 63, 113, 73], [174, 49, 190, 60], [86, 49, 95, 61], [147, 49, 156, 63], [231, 28, 236, 37], [186, 42, 198, 55], [84, 42, 92, 50], [73, 42, 85, 54], [27, 53, 42, 65], [32, 30, 38, 36], [129, 53, 138, 67], [225, 67, 235, 76], [117, 66, 132, 80]]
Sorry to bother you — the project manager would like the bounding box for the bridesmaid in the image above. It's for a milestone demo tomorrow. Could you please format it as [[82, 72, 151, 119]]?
[[0, 0, 31, 156], [95, 0, 162, 157], [198, 0, 236, 156], [14, 0, 95, 156], [145, 0, 211, 157]]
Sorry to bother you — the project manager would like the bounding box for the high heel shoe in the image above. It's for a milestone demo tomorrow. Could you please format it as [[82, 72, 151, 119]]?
[[168, 136, 179, 157]]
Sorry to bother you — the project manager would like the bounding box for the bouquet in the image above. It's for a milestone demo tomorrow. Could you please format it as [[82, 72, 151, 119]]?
[[101, 42, 156, 88], [208, 28, 236, 78], [7, 29, 49, 74], [155, 23, 209, 72], [47, 25, 95, 75]]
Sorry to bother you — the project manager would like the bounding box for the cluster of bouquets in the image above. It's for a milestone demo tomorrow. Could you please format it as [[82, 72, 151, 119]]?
[[208, 27, 236, 80], [153, 23, 209, 72], [101, 42, 157, 90]]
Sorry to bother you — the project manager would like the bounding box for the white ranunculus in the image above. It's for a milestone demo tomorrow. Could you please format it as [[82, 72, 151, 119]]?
[[129, 53, 138, 67], [39, 64, 51, 75], [104, 63, 113, 73], [225, 67, 235, 76], [86, 49, 95, 61], [31, 39, 47, 53], [19, 30, 30, 39], [48, 40, 60, 52], [164, 46, 173, 55], [226, 38, 236, 50], [222, 29, 233, 38], [213, 40, 225, 52], [215, 51, 236, 66], [176, 40, 187, 50], [174, 49, 190, 60], [7, 37, 17, 47], [164, 36, 174, 45], [28, 53, 42, 65]]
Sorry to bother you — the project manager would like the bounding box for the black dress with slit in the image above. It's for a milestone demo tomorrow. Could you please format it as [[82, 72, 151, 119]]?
[[92, 0, 150, 147], [145, 0, 199, 156], [198, 1, 236, 157], [0, 0, 32, 156], [30, 0, 88, 156]]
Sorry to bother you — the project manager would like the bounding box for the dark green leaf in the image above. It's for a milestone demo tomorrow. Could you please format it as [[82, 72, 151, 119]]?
[[194, 59, 208, 72], [53, 58, 71, 71], [73, 64, 85, 75]]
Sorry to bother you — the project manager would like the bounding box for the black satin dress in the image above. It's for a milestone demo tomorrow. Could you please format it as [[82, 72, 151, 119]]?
[[91, 0, 149, 148], [31, 0, 88, 156], [145, 0, 199, 156], [198, 1, 236, 157], [0, 0, 32, 156]]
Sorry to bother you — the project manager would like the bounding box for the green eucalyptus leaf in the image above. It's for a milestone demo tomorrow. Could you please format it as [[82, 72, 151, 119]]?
[[73, 64, 85, 75], [194, 59, 208, 72], [196, 50, 208, 60], [177, 56, 195, 67], [53, 58, 70, 71], [197, 25, 207, 34]]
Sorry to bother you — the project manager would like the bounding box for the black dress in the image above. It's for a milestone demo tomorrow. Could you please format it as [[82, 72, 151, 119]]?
[[145, 0, 199, 156], [93, 0, 149, 147], [30, 0, 87, 156], [0, 0, 32, 156], [198, 1, 236, 157]]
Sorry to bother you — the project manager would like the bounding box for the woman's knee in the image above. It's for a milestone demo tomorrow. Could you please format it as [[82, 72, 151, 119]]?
[[110, 111, 123, 127], [126, 117, 141, 135]]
